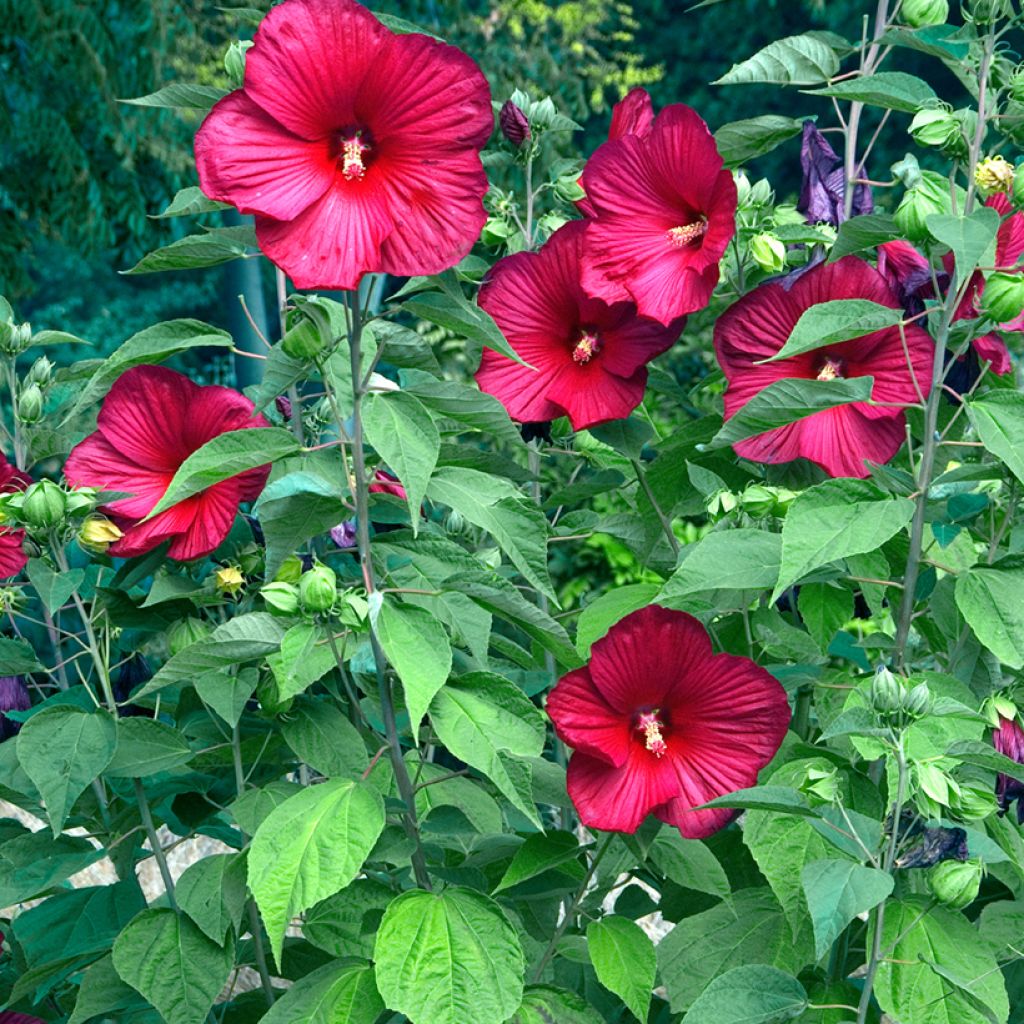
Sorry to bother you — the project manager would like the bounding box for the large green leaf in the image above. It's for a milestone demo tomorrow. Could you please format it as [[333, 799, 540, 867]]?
[[122, 83, 227, 109], [281, 698, 369, 780], [955, 559, 1024, 669], [0, 635, 44, 674], [646, 832, 730, 898], [104, 717, 193, 778], [176, 852, 248, 945], [17, 706, 117, 834], [661, 530, 781, 601], [828, 213, 904, 261], [494, 831, 584, 893], [927, 207, 1001, 281], [68, 954, 150, 1024], [112, 908, 235, 1024], [773, 479, 915, 601], [967, 391, 1024, 486], [587, 916, 655, 1022], [260, 960, 383, 1024], [715, 34, 840, 86], [363, 391, 439, 532], [27, 557, 85, 615], [303, 878, 394, 960], [686, 965, 808, 1024], [508, 986, 604, 1024], [657, 888, 815, 1012], [576, 584, 661, 657], [123, 231, 251, 274], [248, 779, 385, 963], [403, 290, 530, 366], [152, 186, 231, 218], [427, 466, 554, 600], [374, 887, 525, 1024], [763, 299, 902, 363], [801, 859, 893, 959], [873, 897, 1009, 1024], [267, 622, 337, 701], [144, 427, 293, 519], [806, 71, 937, 112], [376, 597, 452, 737], [405, 377, 524, 447], [714, 115, 806, 165], [711, 377, 874, 450], [0, 831, 104, 906]]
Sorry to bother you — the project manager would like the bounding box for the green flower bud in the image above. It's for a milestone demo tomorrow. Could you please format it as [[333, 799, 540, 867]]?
[[256, 672, 293, 716], [224, 39, 252, 88], [749, 178, 773, 207], [26, 356, 53, 389], [21, 479, 67, 529], [480, 217, 512, 248], [477, 547, 502, 572], [281, 319, 325, 361], [740, 484, 779, 517], [909, 106, 961, 150], [981, 272, 1024, 324], [299, 563, 337, 613], [445, 509, 466, 535], [750, 233, 787, 274], [895, 171, 953, 242], [237, 544, 263, 577], [992, 694, 1018, 721], [928, 859, 983, 909], [871, 667, 904, 714], [275, 555, 305, 584], [78, 514, 123, 554], [901, 0, 949, 27], [969, 0, 1013, 23], [261, 581, 300, 615], [554, 172, 587, 205], [802, 765, 840, 803], [167, 617, 213, 656], [904, 681, 934, 718], [0, 322, 32, 356], [16, 383, 43, 425], [1010, 64, 1024, 104], [891, 153, 923, 190], [733, 171, 751, 206], [951, 784, 999, 822]]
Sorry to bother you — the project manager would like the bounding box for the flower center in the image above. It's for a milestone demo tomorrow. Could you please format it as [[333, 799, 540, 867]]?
[[337, 130, 371, 181], [636, 709, 668, 758], [667, 219, 707, 249], [816, 356, 845, 381], [572, 329, 601, 364]]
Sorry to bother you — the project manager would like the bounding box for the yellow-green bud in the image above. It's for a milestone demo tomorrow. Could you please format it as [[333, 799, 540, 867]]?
[[904, 681, 933, 718], [928, 859, 982, 909], [16, 384, 43, 425], [740, 484, 779, 517], [750, 233, 787, 274], [0, 322, 32, 356], [21, 479, 66, 529], [78, 514, 123, 554], [871, 667, 904, 714], [909, 106, 960, 150], [554, 172, 587, 205], [981, 272, 1024, 324], [215, 565, 245, 595], [261, 581, 300, 615], [969, 0, 1013, 23], [299, 563, 336, 613], [480, 217, 512, 248], [281, 319, 325, 360], [733, 171, 751, 206], [26, 356, 53, 389], [901, 0, 949, 26], [894, 171, 953, 242], [275, 555, 304, 584], [224, 40, 251, 88], [975, 156, 1015, 195], [951, 784, 999, 822], [167, 617, 213, 656]]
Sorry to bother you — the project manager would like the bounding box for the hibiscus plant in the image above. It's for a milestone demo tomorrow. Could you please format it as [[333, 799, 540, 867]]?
[[4, 1, 1024, 1023]]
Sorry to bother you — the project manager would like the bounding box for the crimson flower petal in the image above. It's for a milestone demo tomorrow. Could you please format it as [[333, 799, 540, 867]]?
[[609, 87, 655, 141], [546, 667, 632, 767], [973, 333, 1013, 375], [0, 530, 27, 580], [64, 433, 172, 520]]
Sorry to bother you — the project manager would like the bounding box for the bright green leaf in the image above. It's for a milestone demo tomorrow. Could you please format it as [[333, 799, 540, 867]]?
[[714, 115, 806, 165], [967, 391, 1024, 487], [715, 34, 840, 86], [176, 852, 248, 945], [105, 717, 193, 777], [587, 916, 655, 1022], [259, 960, 383, 1024], [805, 71, 937, 112], [801, 859, 893, 959], [685, 965, 808, 1024], [763, 299, 902, 363]]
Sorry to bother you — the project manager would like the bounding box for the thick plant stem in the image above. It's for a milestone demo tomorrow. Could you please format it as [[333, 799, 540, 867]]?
[[856, 739, 908, 1024], [133, 777, 177, 910], [344, 290, 432, 891]]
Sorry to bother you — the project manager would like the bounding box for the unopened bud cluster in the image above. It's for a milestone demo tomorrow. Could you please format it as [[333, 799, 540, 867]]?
[[870, 668, 933, 723]]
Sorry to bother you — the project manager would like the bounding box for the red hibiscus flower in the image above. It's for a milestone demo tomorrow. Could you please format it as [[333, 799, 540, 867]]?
[[476, 221, 683, 430], [195, 0, 492, 290], [994, 714, 1024, 824], [369, 468, 407, 500], [65, 366, 270, 561], [578, 103, 737, 325], [547, 605, 790, 839], [0, 455, 30, 580], [714, 256, 934, 479]]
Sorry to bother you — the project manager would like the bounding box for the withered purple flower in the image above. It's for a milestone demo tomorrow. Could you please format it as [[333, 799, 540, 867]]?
[[0, 676, 30, 741], [797, 121, 873, 226]]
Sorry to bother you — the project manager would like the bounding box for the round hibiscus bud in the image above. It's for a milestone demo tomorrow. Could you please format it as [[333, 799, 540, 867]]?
[[951, 783, 999, 821], [903, 681, 934, 719], [928, 859, 983, 909], [499, 99, 531, 147], [224, 40, 252, 88], [870, 667, 904, 715], [21, 480, 67, 529], [900, 0, 949, 26], [281, 319, 326, 361], [299, 563, 337, 613], [168, 617, 213, 657], [0, 321, 32, 356], [261, 581, 300, 616], [78, 514, 124, 554], [975, 156, 1015, 195], [895, 172, 953, 242], [909, 106, 961, 150], [750, 233, 786, 274], [981, 272, 1024, 324], [16, 384, 43, 425], [26, 356, 53, 389]]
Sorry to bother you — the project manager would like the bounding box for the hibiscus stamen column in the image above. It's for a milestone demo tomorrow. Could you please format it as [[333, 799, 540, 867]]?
[[343, 289, 432, 891]]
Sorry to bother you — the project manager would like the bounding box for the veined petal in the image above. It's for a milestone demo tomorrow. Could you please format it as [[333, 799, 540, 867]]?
[[609, 87, 654, 141], [543, 361, 648, 431], [546, 666, 631, 767], [474, 350, 565, 425], [0, 529, 27, 580], [166, 483, 243, 561], [64, 433, 173, 520], [973, 333, 1013, 375]]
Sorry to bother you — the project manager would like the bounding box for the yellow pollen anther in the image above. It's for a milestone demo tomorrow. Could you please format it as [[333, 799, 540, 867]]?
[[816, 357, 843, 382], [341, 137, 367, 180], [667, 220, 707, 249], [637, 710, 667, 758], [573, 331, 599, 364]]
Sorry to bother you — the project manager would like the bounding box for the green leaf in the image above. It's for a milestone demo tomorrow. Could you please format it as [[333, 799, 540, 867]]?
[[828, 213, 904, 261], [68, 319, 233, 419], [647, 832, 730, 897], [714, 115, 806, 166], [715, 34, 840, 86], [0, 831, 104, 906], [873, 897, 1009, 1024], [774, 479, 915, 601], [685, 965, 808, 1024], [0, 634, 44, 674], [801, 859, 893, 959], [762, 299, 902, 362], [947, 739, 1024, 785], [978, 900, 1024, 961], [798, 583, 855, 651], [805, 71, 937, 112], [429, 672, 546, 824], [657, 888, 815, 1012], [699, 785, 819, 818], [69, 954, 149, 1024], [967, 391, 1024, 487], [267, 622, 337, 701], [104, 717, 193, 777], [194, 667, 257, 728], [927, 207, 1001, 282], [427, 466, 554, 600], [711, 377, 875, 450], [26, 557, 85, 614], [660, 530, 781, 600], [16, 706, 117, 834], [375, 597, 452, 738], [363, 391, 439, 532], [406, 377, 524, 448], [259, 960, 384, 1024], [576, 583, 661, 657], [123, 231, 250, 274], [112, 908, 235, 1024], [588, 418, 654, 460], [587, 916, 655, 1022], [281, 698, 369, 780], [152, 186, 230, 218], [494, 831, 583, 893], [122, 83, 227, 109], [304, 878, 393, 960], [508, 986, 604, 1024], [137, 612, 285, 696], [144, 427, 293, 519], [248, 778, 385, 963], [374, 887, 525, 1024], [955, 560, 1024, 669], [176, 852, 248, 945]]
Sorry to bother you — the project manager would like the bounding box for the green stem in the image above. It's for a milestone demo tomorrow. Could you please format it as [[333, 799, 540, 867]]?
[[275, 269, 303, 444], [631, 459, 679, 559], [133, 777, 177, 910]]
